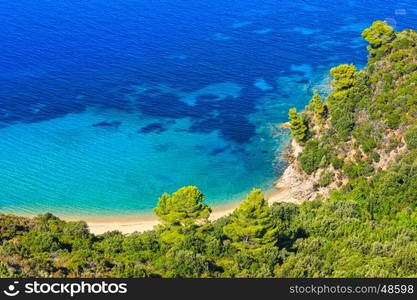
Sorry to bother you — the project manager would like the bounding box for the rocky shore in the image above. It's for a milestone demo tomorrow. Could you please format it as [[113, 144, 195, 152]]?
[[272, 138, 338, 204]]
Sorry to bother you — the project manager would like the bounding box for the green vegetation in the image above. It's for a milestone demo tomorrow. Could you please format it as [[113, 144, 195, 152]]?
[[288, 108, 308, 143], [1, 21, 417, 278], [154, 186, 211, 226], [309, 92, 327, 119], [297, 139, 329, 174], [405, 126, 417, 150], [329, 64, 357, 90], [223, 189, 278, 251], [362, 20, 396, 48], [318, 170, 333, 187], [2, 156, 417, 278], [291, 21, 417, 177]]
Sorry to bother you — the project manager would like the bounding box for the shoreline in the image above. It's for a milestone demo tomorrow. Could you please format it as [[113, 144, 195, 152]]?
[[71, 128, 301, 235], [8, 126, 300, 235], [76, 186, 299, 235], [8, 126, 336, 235], [63, 200, 240, 235]]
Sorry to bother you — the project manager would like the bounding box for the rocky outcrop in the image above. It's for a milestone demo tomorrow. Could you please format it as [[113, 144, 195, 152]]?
[[273, 139, 317, 204], [273, 131, 407, 205]]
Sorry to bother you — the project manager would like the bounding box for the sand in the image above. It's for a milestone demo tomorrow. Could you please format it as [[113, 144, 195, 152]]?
[[70, 187, 296, 235]]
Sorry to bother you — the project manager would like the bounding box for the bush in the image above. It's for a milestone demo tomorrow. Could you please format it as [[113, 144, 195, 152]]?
[[63, 221, 90, 239], [319, 171, 334, 187], [298, 140, 328, 174], [343, 161, 374, 179], [405, 126, 417, 150], [386, 113, 401, 129], [162, 250, 212, 278], [353, 125, 377, 153], [371, 151, 381, 163], [392, 37, 416, 49], [343, 163, 361, 179], [331, 157, 344, 169], [19, 232, 61, 254]]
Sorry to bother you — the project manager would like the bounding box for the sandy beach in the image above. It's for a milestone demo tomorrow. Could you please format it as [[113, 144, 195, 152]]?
[[71, 133, 304, 235], [71, 187, 297, 235], [83, 206, 234, 235], [61, 127, 301, 235]]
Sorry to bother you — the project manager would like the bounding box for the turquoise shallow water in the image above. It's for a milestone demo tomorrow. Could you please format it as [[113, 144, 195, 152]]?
[[0, 71, 330, 217], [0, 79, 316, 216], [1, 0, 416, 217]]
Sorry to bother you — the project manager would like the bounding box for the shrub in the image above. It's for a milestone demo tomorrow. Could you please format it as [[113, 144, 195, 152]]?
[[319, 171, 334, 187], [371, 151, 381, 163], [331, 157, 344, 169], [298, 140, 328, 174], [343, 163, 361, 179], [19, 232, 61, 254], [392, 37, 415, 49], [386, 113, 401, 129], [405, 126, 417, 149]]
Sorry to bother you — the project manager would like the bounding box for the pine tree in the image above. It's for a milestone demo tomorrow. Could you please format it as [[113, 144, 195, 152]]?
[[154, 186, 211, 226], [223, 189, 278, 251], [309, 92, 326, 118], [361, 21, 396, 48], [289, 108, 308, 142], [330, 64, 357, 90]]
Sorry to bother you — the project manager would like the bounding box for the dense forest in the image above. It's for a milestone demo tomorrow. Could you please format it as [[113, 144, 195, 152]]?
[[1, 21, 417, 278]]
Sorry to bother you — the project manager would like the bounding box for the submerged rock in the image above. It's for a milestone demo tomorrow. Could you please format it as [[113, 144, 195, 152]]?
[[92, 121, 121, 128]]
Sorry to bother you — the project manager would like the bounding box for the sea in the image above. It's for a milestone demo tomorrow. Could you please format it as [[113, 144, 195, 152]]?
[[0, 0, 416, 217]]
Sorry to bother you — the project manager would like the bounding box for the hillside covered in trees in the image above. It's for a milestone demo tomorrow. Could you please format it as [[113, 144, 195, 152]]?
[[1, 21, 417, 278]]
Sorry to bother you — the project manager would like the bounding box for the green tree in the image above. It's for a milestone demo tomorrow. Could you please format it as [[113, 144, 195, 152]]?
[[330, 64, 357, 90], [362, 21, 396, 48], [154, 186, 211, 226], [289, 108, 308, 143], [309, 92, 326, 118], [223, 189, 278, 250]]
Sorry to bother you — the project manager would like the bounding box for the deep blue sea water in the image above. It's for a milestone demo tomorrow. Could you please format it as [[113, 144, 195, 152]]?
[[1, 0, 416, 218]]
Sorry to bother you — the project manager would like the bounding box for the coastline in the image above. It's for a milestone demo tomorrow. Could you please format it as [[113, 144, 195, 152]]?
[[4, 128, 305, 235], [81, 105, 399, 235], [63, 131, 304, 235], [75, 186, 299, 235]]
